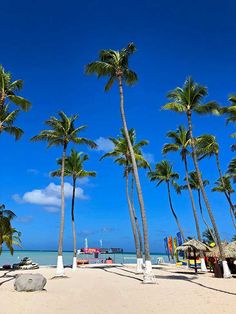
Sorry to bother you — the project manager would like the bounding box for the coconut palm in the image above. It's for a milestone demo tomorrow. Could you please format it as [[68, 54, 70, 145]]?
[[202, 228, 215, 244], [148, 160, 186, 241], [222, 95, 236, 140], [227, 158, 236, 183], [162, 77, 232, 278], [182, 171, 216, 243], [162, 126, 202, 242], [212, 176, 236, 229], [0, 105, 23, 140], [196, 134, 236, 225], [0, 65, 31, 111], [51, 149, 96, 270], [86, 44, 155, 282], [101, 128, 149, 273], [0, 204, 21, 255], [31, 112, 97, 276]]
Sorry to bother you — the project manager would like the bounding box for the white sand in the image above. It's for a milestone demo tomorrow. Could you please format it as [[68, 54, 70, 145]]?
[[1, 264, 236, 314]]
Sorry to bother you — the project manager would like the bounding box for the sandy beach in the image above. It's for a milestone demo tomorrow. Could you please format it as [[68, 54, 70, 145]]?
[[1, 264, 235, 314]]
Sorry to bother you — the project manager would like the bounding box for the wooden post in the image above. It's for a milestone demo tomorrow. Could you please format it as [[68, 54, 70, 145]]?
[[194, 248, 197, 274]]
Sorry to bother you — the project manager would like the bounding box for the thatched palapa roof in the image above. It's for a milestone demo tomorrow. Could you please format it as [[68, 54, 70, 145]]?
[[176, 239, 210, 252], [224, 241, 236, 258], [206, 242, 228, 258]]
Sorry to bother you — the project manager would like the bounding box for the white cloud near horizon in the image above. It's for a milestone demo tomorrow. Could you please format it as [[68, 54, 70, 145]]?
[[13, 182, 88, 207], [95, 137, 114, 153]]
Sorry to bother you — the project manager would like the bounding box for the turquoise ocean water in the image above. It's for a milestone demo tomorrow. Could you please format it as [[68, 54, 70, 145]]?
[[0, 251, 171, 266]]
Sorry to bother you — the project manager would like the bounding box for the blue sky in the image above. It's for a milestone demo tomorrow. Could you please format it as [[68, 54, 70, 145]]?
[[1, 0, 236, 252]]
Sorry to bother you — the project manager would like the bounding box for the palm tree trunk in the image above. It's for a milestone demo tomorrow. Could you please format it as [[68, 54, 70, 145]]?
[[183, 156, 201, 241], [228, 193, 236, 229], [56, 143, 67, 275], [187, 111, 231, 277], [125, 170, 142, 272], [71, 177, 77, 270], [117, 75, 154, 282], [184, 156, 207, 270], [166, 181, 186, 242], [197, 189, 216, 243], [130, 173, 143, 272], [215, 153, 236, 229], [130, 174, 143, 256]]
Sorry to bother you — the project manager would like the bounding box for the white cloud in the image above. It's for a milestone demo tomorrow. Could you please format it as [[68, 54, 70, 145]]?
[[13, 182, 87, 207], [143, 152, 155, 164], [95, 137, 114, 153]]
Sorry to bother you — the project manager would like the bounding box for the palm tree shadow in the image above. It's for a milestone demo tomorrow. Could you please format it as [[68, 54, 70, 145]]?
[[188, 279, 236, 296], [102, 267, 143, 282], [119, 267, 141, 275], [0, 270, 16, 287], [155, 274, 198, 280], [156, 273, 236, 296]]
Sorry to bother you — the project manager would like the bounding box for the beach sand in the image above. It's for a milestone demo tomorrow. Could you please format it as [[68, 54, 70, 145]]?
[[1, 264, 236, 314]]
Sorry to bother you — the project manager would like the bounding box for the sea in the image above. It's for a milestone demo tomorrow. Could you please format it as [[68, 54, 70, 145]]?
[[0, 250, 171, 266]]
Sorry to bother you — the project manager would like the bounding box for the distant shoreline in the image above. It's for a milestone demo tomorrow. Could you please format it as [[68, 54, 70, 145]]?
[[1, 249, 166, 254]]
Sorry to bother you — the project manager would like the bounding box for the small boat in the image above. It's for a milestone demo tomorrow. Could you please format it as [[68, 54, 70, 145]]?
[[77, 259, 89, 265]]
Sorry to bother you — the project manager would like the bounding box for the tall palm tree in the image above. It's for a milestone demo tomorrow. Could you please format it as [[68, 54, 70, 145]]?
[[51, 149, 96, 270], [0, 204, 21, 255], [182, 171, 216, 243], [196, 134, 236, 224], [148, 160, 186, 242], [86, 44, 155, 282], [101, 128, 149, 273], [0, 105, 23, 140], [162, 126, 201, 241], [227, 158, 236, 183], [212, 176, 236, 229], [162, 77, 232, 278], [0, 65, 31, 111], [31, 112, 97, 276]]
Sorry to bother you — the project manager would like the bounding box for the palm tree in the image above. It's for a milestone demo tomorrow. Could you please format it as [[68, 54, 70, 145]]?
[[101, 128, 149, 273], [0, 65, 31, 111], [222, 95, 236, 140], [162, 126, 202, 241], [182, 171, 216, 243], [227, 158, 236, 183], [162, 77, 232, 278], [0, 105, 23, 140], [86, 44, 155, 282], [232, 234, 236, 241], [51, 149, 96, 270], [0, 204, 21, 255], [212, 176, 236, 229], [196, 134, 236, 226], [148, 160, 186, 241], [202, 228, 215, 245], [31, 112, 97, 276]]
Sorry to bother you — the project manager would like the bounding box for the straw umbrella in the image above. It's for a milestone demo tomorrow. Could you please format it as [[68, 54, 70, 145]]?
[[206, 242, 228, 258], [176, 239, 210, 273], [224, 241, 236, 259]]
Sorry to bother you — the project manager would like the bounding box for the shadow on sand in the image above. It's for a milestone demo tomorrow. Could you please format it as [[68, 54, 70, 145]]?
[[0, 270, 16, 287], [155, 272, 236, 296], [102, 267, 143, 282]]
